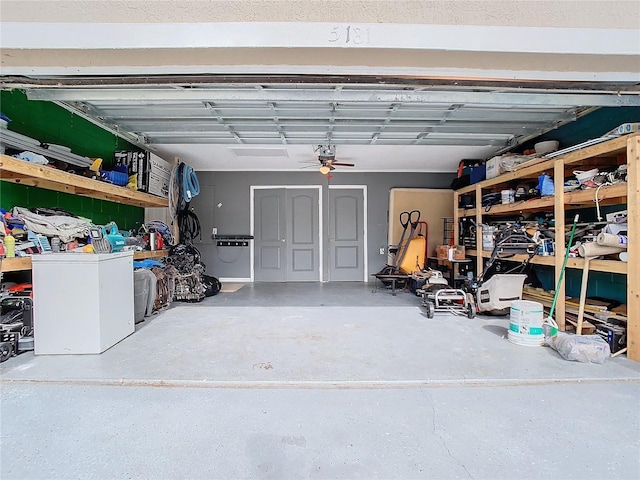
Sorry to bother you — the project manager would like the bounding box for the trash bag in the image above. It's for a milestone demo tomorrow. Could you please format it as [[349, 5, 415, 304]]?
[[203, 275, 222, 297], [546, 332, 610, 364]]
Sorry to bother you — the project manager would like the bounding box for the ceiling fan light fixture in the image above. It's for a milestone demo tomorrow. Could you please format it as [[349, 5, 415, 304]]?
[[319, 165, 331, 175]]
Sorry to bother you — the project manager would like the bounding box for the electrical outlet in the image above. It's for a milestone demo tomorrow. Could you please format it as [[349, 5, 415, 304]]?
[[212, 227, 218, 236], [379, 247, 385, 255]]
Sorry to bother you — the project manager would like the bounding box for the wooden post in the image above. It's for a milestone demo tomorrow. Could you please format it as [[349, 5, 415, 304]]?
[[627, 136, 639, 361], [172, 156, 180, 245], [576, 257, 592, 335], [475, 184, 483, 277], [554, 159, 566, 331], [453, 191, 460, 250]]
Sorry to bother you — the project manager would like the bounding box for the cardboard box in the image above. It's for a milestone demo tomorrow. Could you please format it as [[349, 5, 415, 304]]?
[[147, 171, 170, 198], [436, 245, 449, 260], [436, 245, 465, 260], [485, 156, 504, 180], [144, 154, 171, 197], [114, 151, 172, 196], [114, 150, 146, 189], [147, 153, 172, 178]]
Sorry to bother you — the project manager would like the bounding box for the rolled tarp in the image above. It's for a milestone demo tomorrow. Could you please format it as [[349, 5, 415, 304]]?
[[596, 232, 628, 249], [578, 241, 625, 257]]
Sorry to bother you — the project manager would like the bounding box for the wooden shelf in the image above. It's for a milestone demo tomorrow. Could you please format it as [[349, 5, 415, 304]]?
[[466, 250, 627, 274], [559, 134, 631, 166], [455, 134, 638, 360], [133, 249, 170, 260], [0, 154, 168, 208], [457, 208, 475, 217], [485, 196, 555, 215], [458, 183, 627, 218], [0, 154, 171, 274], [455, 134, 635, 195], [1, 249, 169, 273], [0, 256, 33, 273], [564, 182, 628, 205]]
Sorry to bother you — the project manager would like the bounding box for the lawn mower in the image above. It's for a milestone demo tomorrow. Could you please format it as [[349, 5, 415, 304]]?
[[465, 222, 539, 315]]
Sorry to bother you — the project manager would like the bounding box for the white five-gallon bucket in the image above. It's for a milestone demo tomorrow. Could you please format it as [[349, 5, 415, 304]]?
[[508, 300, 544, 346]]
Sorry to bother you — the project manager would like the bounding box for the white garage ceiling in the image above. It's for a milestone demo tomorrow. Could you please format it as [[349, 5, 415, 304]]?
[[7, 77, 640, 172]]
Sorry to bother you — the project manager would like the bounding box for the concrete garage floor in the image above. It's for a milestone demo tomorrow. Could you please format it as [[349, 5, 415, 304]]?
[[1, 282, 639, 479]]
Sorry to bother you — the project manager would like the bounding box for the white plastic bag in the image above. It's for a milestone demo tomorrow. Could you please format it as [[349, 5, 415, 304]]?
[[15, 151, 49, 164], [546, 332, 610, 364]]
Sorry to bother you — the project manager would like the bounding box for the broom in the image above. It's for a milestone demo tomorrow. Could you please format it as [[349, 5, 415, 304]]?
[[544, 214, 579, 335]]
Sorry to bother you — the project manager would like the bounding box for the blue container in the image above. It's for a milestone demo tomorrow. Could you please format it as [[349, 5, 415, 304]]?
[[470, 165, 486, 184], [101, 170, 129, 186]]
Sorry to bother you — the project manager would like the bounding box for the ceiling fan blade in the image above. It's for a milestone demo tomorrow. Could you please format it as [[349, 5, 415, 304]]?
[[332, 162, 355, 167]]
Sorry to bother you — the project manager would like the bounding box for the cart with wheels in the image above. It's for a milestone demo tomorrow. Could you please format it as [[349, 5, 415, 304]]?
[[418, 287, 476, 319]]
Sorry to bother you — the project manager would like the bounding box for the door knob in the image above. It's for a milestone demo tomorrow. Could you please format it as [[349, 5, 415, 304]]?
[[281, 238, 285, 242]]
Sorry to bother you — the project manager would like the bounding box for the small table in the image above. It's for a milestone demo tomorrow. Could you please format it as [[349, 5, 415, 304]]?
[[427, 257, 472, 288], [371, 274, 410, 296]]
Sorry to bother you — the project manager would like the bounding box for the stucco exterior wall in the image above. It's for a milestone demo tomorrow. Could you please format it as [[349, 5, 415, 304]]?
[[1, 1, 638, 80], [1, 0, 638, 29]]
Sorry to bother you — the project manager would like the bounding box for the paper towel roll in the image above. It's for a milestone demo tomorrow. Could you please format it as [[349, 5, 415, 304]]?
[[596, 232, 628, 249], [578, 242, 625, 257]]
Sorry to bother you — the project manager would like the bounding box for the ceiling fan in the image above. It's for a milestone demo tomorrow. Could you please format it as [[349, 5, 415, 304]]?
[[314, 144, 355, 174]]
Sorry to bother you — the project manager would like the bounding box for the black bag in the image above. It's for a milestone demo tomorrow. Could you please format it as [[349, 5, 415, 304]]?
[[203, 275, 222, 297], [409, 277, 427, 296], [450, 175, 471, 190]]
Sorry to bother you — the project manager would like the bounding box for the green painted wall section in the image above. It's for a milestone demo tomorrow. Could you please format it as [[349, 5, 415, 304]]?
[[529, 107, 639, 303], [522, 106, 640, 151], [535, 267, 627, 305], [0, 182, 142, 230], [0, 90, 144, 230]]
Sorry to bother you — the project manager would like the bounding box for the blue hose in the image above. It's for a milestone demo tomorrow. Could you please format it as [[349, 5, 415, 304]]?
[[181, 164, 200, 203]]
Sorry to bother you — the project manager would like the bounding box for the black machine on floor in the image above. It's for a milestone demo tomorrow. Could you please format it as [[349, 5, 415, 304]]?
[[416, 270, 476, 319], [0, 292, 34, 362], [464, 223, 539, 315]]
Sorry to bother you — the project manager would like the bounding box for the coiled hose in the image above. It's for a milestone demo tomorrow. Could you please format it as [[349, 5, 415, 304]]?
[[178, 209, 201, 243], [181, 164, 200, 204], [168, 162, 201, 243]]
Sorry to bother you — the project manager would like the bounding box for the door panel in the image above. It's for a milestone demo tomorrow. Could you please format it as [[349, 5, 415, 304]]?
[[329, 188, 365, 281], [336, 246, 358, 268], [286, 189, 320, 281], [254, 188, 319, 282], [254, 189, 286, 282]]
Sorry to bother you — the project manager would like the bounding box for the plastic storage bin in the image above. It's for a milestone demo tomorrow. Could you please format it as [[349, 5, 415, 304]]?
[[134, 269, 151, 324]]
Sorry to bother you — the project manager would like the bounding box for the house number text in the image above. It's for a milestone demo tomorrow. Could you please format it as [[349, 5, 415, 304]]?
[[328, 25, 370, 45]]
